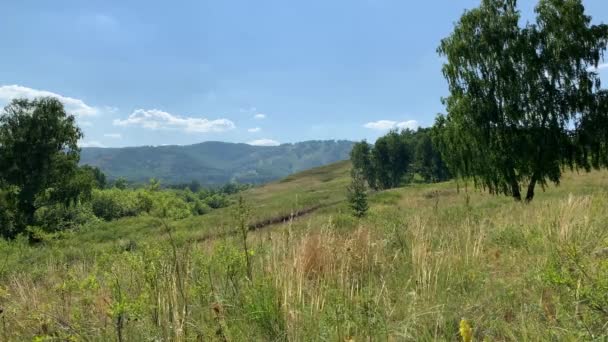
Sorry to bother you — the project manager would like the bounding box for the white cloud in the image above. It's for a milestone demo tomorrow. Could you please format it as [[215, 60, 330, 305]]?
[[104, 133, 122, 139], [248, 139, 280, 146], [363, 119, 419, 131], [78, 120, 93, 127], [113, 109, 236, 133], [80, 140, 105, 148], [254, 113, 266, 120], [0, 85, 100, 116], [247, 127, 261, 133]]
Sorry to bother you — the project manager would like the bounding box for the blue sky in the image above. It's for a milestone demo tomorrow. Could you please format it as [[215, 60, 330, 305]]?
[[0, 0, 607, 147]]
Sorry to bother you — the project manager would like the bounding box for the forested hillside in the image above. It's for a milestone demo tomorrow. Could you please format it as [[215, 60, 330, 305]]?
[[80, 140, 354, 185]]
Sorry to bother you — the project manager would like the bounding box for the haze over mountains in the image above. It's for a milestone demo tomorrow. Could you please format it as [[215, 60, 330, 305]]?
[[80, 140, 354, 185]]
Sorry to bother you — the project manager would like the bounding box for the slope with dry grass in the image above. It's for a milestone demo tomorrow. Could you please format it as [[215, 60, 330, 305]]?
[[0, 163, 607, 340]]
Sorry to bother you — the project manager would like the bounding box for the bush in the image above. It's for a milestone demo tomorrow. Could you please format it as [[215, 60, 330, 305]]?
[[204, 194, 230, 209], [91, 188, 200, 221], [91, 189, 142, 221], [192, 200, 212, 215], [34, 203, 99, 233], [149, 192, 192, 220]]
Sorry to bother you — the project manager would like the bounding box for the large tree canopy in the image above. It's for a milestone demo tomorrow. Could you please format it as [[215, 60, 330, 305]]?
[[434, 0, 608, 201], [0, 97, 85, 237]]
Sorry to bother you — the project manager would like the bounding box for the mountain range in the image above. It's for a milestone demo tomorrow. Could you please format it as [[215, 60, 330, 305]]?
[[80, 140, 355, 185]]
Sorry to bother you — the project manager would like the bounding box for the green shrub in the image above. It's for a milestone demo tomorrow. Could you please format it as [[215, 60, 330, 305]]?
[[136, 191, 154, 214], [88, 186, 224, 222], [91, 189, 142, 221], [34, 203, 99, 232], [204, 194, 230, 209], [150, 192, 192, 220], [192, 200, 212, 215]]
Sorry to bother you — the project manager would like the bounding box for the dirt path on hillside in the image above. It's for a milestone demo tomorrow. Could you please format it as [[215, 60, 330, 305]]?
[[195, 200, 342, 243]]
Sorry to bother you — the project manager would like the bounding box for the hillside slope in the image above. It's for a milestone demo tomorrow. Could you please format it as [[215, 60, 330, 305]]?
[[80, 140, 354, 185], [3, 162, 608, 340]]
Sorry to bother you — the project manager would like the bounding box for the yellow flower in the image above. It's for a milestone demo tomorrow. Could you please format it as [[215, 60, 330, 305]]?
[[459, 319, 473, 342]]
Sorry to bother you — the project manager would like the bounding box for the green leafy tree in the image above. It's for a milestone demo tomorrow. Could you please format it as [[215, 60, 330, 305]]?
[[113, 177, 128, 190], [387, 130, 412, 186], [81, 165, 107, 189], [350, 140, 377, 189], [435, 0, 608, 201], [347, 168, 369, 218], [0, 97, 85, 237], [38, 166, 96, 209], [147, 178, 161, 192], [414, 128, 451, 183], [370, 130, 413, 189], [371, 138, 392, 189]]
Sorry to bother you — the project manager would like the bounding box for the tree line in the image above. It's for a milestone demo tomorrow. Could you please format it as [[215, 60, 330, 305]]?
[[350, 128, 450, 191]]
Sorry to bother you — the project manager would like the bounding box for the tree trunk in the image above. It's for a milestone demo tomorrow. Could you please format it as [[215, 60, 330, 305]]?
[[511, 180, 521, 201], [525, 175, 537, 202]]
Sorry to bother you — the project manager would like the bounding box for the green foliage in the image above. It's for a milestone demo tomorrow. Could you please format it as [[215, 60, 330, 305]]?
[[191, 200, 212, 215], [2, 158, 608, 340], [245, 278, 287, 340], [90, 189, 143, 221], [435, 0, 608, 201], [347, 169, 369, 218], [88, 184, 231, 222], [204, 193, 230, 209], [39, 166, 97, 208], [0, 97, 86, 238], [234, 195, 253, 280], [149, 191, 192, 220], [414, 128, 450, 183], [351, 128, 449, 190], [350, 140, 377, 190], [545, 243, 608, 338], [80, 165, 107, 189], [34, 203, 99, 233], [0, 187, 18, 237], [113, 177, 128, 190]]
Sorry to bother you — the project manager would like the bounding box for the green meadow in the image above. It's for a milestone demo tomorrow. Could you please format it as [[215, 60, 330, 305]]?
[[1, 161, 608, 341]]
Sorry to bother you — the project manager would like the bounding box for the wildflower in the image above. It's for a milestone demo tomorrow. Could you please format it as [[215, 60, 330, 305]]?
[[459, 319, 473, 342]]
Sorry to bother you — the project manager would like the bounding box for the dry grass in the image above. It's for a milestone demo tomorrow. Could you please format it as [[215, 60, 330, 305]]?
[[1, 165, 608, 340]]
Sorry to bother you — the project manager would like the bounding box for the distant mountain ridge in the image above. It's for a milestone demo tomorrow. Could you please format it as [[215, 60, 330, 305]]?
[[80, 140, 355, 185]]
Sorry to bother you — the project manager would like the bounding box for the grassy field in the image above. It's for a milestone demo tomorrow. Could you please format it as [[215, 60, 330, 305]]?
[[1, 161, 608, 340]]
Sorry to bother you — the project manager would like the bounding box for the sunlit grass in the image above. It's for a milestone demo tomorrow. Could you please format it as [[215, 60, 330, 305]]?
[[1, 163, 608, 340]]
